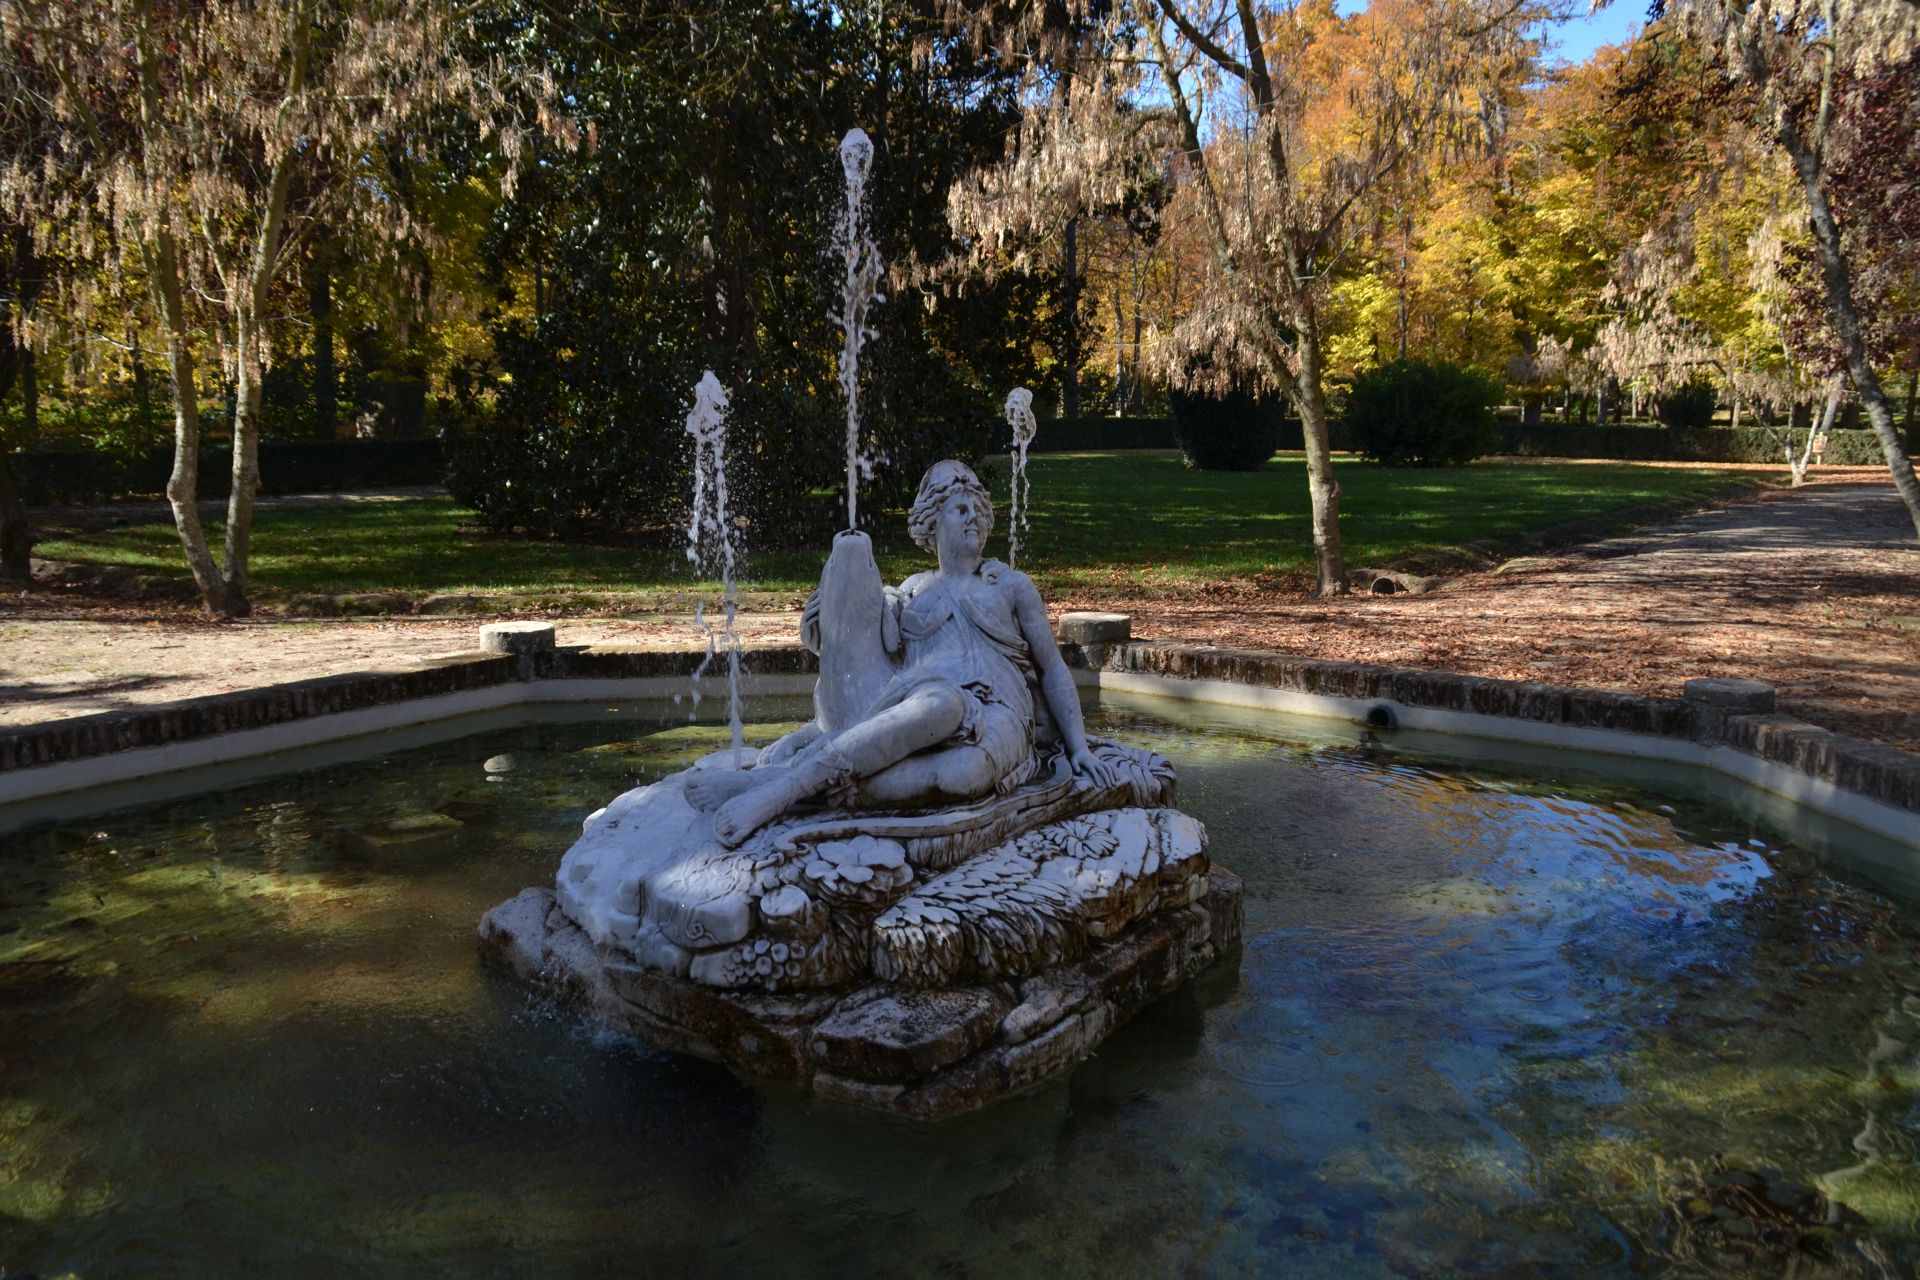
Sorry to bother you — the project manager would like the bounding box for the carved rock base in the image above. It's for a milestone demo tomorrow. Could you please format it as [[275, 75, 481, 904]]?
[[479, 867, 1243, 1120]]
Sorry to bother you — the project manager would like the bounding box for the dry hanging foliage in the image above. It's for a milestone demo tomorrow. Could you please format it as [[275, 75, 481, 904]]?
[[941, 0, 1558, 595], [0, 0, 569, 614], [1639, 0, 1920, 535]]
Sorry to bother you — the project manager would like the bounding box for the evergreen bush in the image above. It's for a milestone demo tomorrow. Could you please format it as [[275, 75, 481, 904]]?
[[1168, 386, 1281, 470], [1656, 378, 1718, 430], [1344, 358, 1500, 466]]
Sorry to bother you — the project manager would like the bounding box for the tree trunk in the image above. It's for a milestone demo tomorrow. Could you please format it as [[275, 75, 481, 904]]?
[[1130, 302, 1144, 415], [153, 240, 229, 615], [1060, 218, 1081, 420], [128, 325, 155, 436], [1784, 126, 1920, 538], [18, 344, 36, 448], [222, 315, 263, 617], [1904, 365, 1918, 445], [1522, 397, 1542, 428], [309, 240, 336, 436], [1395, 216, 1410, 360], [1294, 327, 1346, 597], [0, 443, 28, 583]]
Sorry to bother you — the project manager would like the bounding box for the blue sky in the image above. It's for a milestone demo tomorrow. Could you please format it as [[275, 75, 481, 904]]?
[[1540, 3, 1649, 64], [1331, 1, 1650, 66]]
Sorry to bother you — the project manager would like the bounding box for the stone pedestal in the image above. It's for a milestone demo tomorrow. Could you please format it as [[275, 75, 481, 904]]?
[[1058, 611, 1132, 645], [480, 868, 1242, 1120], [480, 621, 557, 657], [1685, 677, 1777, 743]]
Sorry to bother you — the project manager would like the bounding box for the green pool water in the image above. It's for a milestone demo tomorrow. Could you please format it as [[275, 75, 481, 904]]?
[[2, 699, 1916, 1276]]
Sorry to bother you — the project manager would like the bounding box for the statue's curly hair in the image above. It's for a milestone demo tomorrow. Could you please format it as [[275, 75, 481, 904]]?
[[906, 460, 994, 553]]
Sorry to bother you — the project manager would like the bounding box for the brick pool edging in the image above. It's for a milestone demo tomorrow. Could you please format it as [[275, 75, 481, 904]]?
[[1, 639, 1913, 848], [1068, 640, 1920, 819]]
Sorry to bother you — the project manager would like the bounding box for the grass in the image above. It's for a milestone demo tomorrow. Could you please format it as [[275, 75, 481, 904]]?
[[31, 451, 1777, 605]]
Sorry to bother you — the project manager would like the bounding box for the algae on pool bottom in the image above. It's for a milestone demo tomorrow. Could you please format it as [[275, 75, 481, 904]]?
[[1, 701, 1915, 1276]]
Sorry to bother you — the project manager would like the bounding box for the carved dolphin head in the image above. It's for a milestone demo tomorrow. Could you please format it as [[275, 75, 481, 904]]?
[[803, 530, 894, 657], [804, 529, 899, 731]]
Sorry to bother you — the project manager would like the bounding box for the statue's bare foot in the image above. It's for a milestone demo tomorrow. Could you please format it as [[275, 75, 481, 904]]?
[[712, 778, 805, 848], [683, 769, 764, 811]]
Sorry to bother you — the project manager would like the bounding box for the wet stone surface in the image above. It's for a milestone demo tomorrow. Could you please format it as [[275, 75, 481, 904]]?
[[479, 870, 1244, 1120]]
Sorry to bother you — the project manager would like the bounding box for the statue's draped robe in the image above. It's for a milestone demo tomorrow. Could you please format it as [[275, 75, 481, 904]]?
[[872, 559, 1039, 793]]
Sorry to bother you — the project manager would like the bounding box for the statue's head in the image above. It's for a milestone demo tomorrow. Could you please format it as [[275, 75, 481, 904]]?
[[907, 460, 994, 554]]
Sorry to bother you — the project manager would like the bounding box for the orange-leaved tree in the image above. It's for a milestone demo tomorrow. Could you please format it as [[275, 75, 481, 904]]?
[[945, 0, 1556, 595]]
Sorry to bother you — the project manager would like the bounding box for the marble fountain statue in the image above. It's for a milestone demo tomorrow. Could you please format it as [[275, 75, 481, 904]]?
[[480, 461, 1243, 1119]]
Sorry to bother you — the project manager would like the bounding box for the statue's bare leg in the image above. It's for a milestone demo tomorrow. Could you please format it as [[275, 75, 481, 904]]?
[[684, 723, 825, 810], [855, 744, 997, 807], [684, 769, 776, 810], [712, 686, 967, 847]]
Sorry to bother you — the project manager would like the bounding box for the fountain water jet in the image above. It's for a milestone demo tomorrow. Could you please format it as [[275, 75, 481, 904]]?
[[1004, 387, 1038, 567], [832, 127, 884, 528], [683, 370, 745, 760], [476, 134, 1238, 1122]]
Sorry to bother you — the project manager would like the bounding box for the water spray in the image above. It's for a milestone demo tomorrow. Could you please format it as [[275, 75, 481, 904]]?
[[683, 370, 745, 760], [831, 127, 884, 529], [1004, 387, 1038, 567]]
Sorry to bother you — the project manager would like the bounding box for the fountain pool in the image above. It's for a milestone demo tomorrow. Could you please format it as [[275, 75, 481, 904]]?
[[2, 693, 1916, 1275]]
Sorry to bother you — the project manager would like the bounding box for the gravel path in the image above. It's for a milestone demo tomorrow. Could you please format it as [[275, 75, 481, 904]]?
[[3, 477, 1915, 751], [1062, 478, 1920, 752]]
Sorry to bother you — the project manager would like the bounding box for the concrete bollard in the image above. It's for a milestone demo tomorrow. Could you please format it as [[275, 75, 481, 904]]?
[[481, 622, 557, 678], [1058, 612, 1132, 645], [1684, 677, 1776, 744], [481, 621, 557, 656], [1058, 612, 1131, 670]]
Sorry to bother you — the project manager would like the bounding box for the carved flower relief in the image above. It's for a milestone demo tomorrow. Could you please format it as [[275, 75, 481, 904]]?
[[798, 836, 913, 906]]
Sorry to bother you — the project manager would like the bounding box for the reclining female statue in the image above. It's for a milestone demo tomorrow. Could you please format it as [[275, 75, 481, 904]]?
[[688, 459, 1118, 847]]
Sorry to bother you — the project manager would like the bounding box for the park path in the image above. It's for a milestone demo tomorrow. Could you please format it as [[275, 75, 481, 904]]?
[[1062, 477, 1920, 752], [3, 478, 1916, 752]]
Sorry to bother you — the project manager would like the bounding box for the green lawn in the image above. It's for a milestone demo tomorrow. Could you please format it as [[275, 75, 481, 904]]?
[[33, 452, 1775, 604]]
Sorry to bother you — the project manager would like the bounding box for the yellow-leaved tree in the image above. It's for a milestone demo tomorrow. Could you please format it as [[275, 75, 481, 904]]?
[[945, 0, 1557, 595], [0, 0, 566, 614]]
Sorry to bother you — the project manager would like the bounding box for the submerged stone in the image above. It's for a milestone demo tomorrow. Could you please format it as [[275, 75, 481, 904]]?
[[479, 870, 1241, 1120], [478, 457, 1240, 1115]]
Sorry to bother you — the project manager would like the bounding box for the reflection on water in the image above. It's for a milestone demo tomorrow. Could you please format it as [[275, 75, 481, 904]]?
[[2, 703, 1915, 1275]]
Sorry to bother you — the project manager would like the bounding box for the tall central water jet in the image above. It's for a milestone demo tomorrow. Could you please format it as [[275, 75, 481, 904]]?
[[683, 371, 745, 760], [832, 127, 884, 528], [1003, 387, 1038, 567]]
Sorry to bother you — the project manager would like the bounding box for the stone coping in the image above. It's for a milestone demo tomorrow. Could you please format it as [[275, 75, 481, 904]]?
[[0, 644, 816, 774], [2, 637, 1914, 829], [1067, 641, 1920, 819]]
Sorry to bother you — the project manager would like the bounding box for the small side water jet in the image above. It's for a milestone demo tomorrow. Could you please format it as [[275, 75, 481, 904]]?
[[682, 370, 745, 761], [1003, 387, 1038, 567], [479, 131, 1237, 1122], [831, 127, 884, 528]]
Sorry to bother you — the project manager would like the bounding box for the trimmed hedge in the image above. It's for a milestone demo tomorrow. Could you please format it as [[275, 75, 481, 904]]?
[[1495, 424, 1894, 466], [1343, 358, 1501, 466], [987, 415, 1177, 453], [8, 439, 446, 504], [993, 415, 1320, 453], [1169, 388, 1284, 470]]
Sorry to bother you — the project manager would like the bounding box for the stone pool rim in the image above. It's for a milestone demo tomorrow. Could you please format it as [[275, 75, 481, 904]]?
[[2, 638, 1915, 852]]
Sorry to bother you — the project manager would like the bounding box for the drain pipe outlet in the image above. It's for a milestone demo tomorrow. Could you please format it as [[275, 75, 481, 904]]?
[[1363, 702, 1400, 731]]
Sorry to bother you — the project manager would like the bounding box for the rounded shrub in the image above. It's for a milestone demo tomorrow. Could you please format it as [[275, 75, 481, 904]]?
[[1168, 385, 1282, 470], [1343, 358, 1501, 466], [1656, 378, 1717, 430]]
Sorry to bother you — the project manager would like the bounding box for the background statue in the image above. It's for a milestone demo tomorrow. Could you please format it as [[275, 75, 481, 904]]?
[[689, 459, 1118, 845]]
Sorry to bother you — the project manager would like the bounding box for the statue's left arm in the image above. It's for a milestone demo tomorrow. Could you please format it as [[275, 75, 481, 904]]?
[[1011, 572, 1121, 789]]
